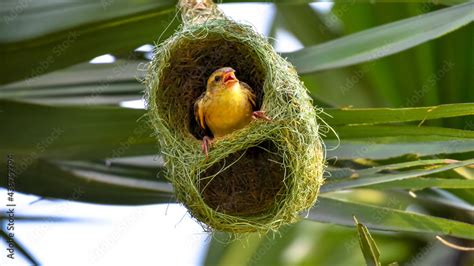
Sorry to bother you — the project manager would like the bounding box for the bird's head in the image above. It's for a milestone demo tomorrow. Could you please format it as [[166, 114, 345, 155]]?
[[206, 67, 239, 93]]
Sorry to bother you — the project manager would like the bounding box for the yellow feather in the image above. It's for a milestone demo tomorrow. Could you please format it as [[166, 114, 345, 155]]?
[[194, 97, 206, 129], [194, 68, 258, 138], [196, 83, 255, 137]]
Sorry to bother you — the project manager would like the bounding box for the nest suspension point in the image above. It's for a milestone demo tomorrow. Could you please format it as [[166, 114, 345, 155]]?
[[146, 0, 325, 233]]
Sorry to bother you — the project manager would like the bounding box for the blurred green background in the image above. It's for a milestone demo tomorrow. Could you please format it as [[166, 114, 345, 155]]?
[[1, 1, 473, 265]]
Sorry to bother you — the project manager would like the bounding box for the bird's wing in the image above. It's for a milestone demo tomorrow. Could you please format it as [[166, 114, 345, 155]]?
[[240, 82, 257, 108], [194, 93, 207, 129]]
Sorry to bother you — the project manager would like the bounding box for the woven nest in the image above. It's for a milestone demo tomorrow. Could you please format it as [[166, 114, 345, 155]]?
[[145, 10, 325, 233]]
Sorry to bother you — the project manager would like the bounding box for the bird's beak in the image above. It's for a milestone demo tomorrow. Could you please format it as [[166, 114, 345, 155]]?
[[223, 71, 237, 86]]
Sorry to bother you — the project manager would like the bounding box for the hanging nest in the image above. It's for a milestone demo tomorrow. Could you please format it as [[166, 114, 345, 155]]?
[[145, 0, 325, 233]]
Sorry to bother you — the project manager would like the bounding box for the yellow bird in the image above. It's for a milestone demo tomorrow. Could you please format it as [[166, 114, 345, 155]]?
[[194, 67, 270, 157]]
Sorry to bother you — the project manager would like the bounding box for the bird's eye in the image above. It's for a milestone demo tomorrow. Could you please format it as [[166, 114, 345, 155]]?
[[214, 76, 221, 82]]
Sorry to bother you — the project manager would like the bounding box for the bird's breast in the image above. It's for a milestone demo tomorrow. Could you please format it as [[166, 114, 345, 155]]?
[[205, 88, 253, 138]]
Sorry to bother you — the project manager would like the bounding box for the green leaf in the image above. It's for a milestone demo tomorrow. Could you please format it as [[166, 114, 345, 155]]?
[[326, 159, 454, 179], [367, 178, 474, 190], [332, 125, 474, 139], [56, 159, 167, 182], [353, 216, 381, 266], [0, 2, 177, 84], [309, 197, 474, 240], [326, 138, 474, 159], [0, 1, 177, 42], [0, 100, 156, 160], [274, 4, 335, 45], [0, 159, 173, 205], [354, 159, 456, 176], [327, 188, 474, 215], [229, 0, 468, 5], [325, 103, 474, 126], [321, 159, 474, 193], [0, 60, 145, 101], [284, 2, 474, 73]]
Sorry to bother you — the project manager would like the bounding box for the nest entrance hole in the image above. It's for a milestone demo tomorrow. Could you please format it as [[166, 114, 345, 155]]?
[[156, 35, 267, 139], [199, 141, 285, 216]]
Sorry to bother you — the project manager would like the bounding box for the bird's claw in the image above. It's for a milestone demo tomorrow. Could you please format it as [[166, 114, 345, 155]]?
[[252, 110, 271, 121], [201, 136, 212, 159]]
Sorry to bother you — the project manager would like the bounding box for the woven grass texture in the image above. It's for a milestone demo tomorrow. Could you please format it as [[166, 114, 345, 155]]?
[[145, 2, 325, 233]]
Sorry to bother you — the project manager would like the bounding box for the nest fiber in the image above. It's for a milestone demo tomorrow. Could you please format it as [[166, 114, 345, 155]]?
[[146, 13, 324, 233]]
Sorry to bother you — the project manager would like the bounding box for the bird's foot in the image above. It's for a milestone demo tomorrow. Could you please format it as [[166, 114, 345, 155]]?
[[201, 136, 213, 159], [252, 110, 271, 121]]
